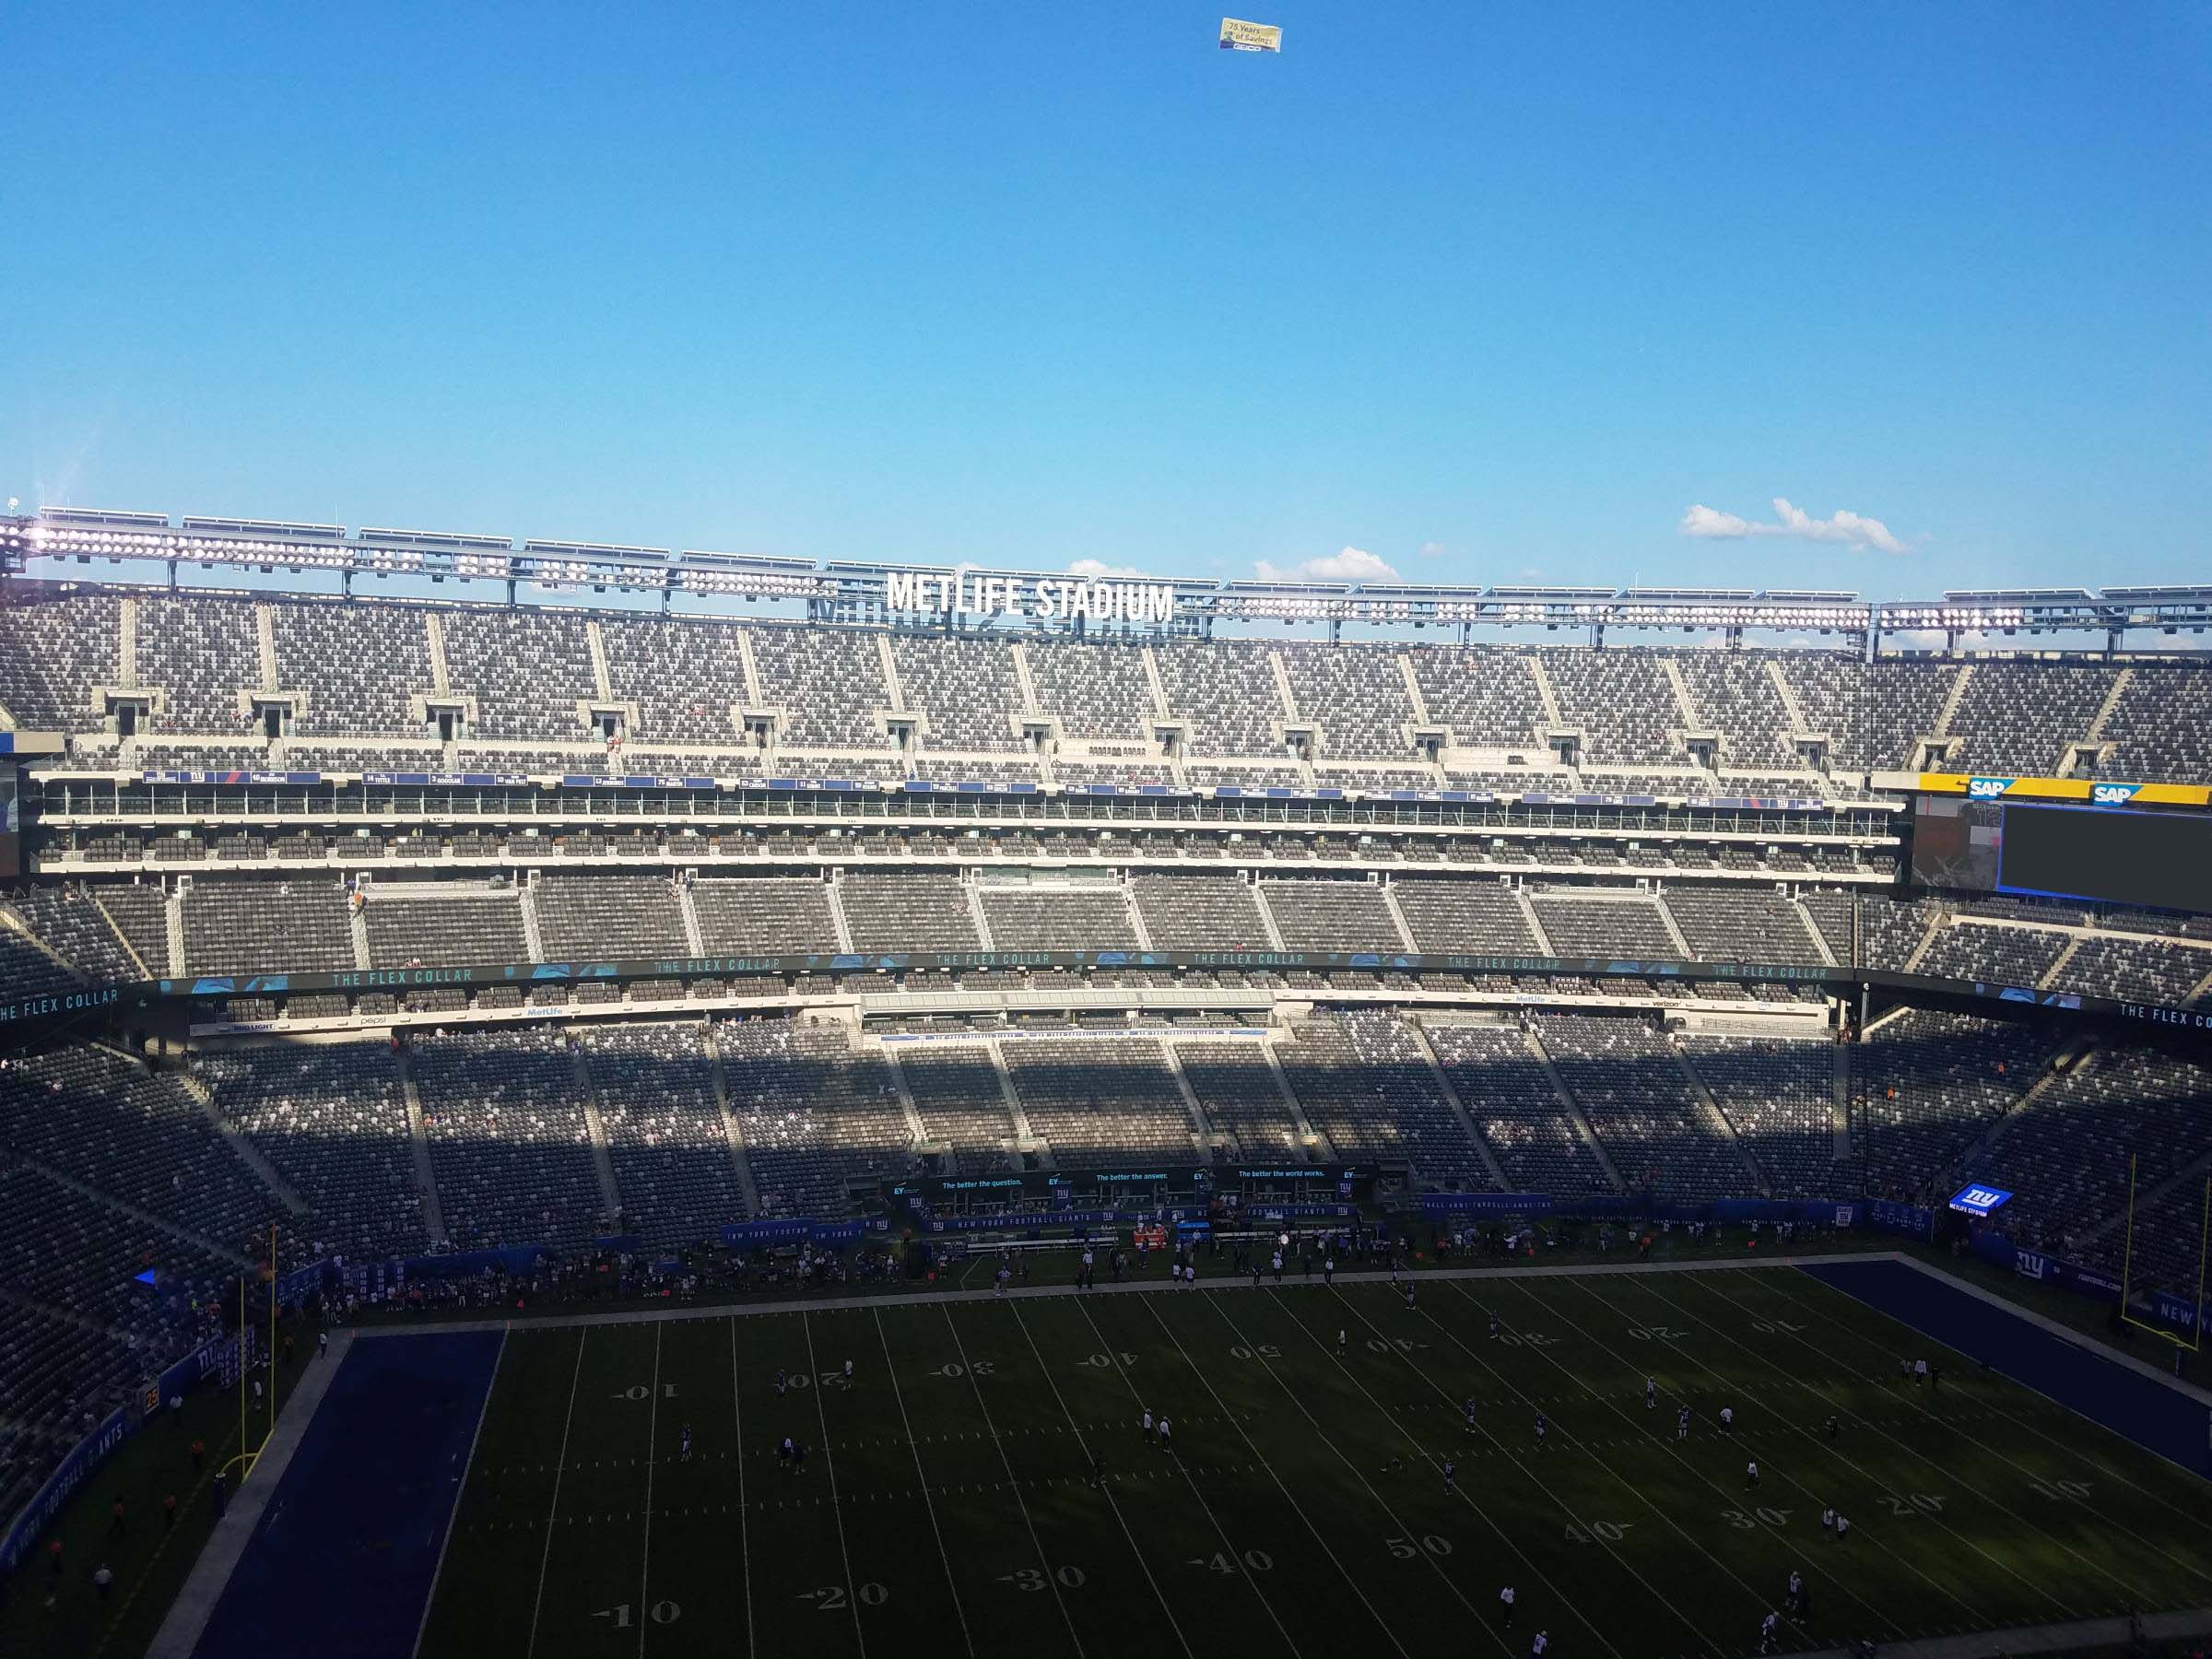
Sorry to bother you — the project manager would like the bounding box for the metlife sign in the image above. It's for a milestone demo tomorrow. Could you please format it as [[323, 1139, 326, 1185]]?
[[1947, 1182, 2014, 1218], [881, 570, 1175, 625]]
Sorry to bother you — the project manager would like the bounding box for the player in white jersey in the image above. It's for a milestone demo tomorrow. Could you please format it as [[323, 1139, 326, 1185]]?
[[1499, 1585, 1517, 1629], [1746, 1459, 1759, 1491], [1719, 1406, 1735, 1432], [1645, 1376, 1656, 1409], [1142, 1408, 1155, 1442]]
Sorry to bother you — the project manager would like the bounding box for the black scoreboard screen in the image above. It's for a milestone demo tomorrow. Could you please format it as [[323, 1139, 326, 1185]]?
[[1995, 802, 2212, 915]]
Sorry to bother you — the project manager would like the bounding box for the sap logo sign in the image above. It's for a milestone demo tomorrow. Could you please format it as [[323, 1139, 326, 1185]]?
[[1966, 777, 2014, 799], [2090, 782, 2141, 805], [2014, 1252, 2047, 1281]]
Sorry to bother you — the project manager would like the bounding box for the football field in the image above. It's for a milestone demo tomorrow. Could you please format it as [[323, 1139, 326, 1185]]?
[[402, 1261, 2212, 1659]]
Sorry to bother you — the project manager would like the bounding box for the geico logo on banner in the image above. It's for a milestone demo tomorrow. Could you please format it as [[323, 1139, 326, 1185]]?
[[2014, 1251, 2047, 1281], [1967, 777, 2014, 799], [2090, 782, 2142, 805]]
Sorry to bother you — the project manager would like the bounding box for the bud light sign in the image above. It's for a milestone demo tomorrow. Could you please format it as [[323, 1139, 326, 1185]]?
[[1948, 1182, 2013, 1218]]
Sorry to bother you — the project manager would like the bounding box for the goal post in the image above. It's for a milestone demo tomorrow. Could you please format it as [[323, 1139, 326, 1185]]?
[[2119, 1153, 2209, 1353]]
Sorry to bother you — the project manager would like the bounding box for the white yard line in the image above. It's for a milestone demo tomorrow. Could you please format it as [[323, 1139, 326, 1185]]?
[[729, 1317, 754, 1659], [872, 1307, 976, 1659], [637, 1323, 663, 1657], [1260, 1289, 1624, 1657], [1689, 1270, 2207, 1598], [1544, 1273, 1971, 1634], [1066, 1296, 1304, 1658], [1136, 1295, 1412, 1659], [1006, 1300, 1194, 1659], [1194, 1292, 1516, 1657], [936, 1302, 1086, 1658], [411, 1325, 508, 1659], [526, 1327, 590, 1659], [802, 1312, 869, 1659], [1333, 1281, 1732, 1655]]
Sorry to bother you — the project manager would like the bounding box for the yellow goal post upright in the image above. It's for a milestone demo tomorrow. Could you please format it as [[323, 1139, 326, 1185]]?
[[2118, 1152, 2210, 1352]]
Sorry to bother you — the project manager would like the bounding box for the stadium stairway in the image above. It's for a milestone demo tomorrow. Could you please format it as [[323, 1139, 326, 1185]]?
[[1402, 1019, 1510, 1189], [1523, 1027, 1626, 1189], [1258, 1038, 1335, 1161], [170, 1063, 310, 1218], [391, 1044, 450, 1246], [1673, 1044, 1773, 1193], [699, 1024, 765, 1217], [571, 1044, 625, 1220], [23, 1155, 253, 1269], [1156, 1041, 1219, 1160], [1831, 1041, 1853, 1159]]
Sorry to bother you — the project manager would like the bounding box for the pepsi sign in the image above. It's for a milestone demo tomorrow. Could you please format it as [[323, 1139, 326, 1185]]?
[[1947, 1182, 2014, 1218]]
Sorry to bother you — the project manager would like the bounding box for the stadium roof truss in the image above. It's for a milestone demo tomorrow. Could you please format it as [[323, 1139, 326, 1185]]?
[[9, 508, 2208, 649]]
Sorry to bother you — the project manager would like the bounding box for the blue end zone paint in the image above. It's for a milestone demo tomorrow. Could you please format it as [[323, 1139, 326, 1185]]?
[[192, 1330, 504, 1659], [1798, 1260, 2211, 1477]]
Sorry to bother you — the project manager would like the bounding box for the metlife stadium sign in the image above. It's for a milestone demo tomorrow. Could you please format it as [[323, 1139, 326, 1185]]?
[[1947, 1182, 2015, 1218], [881, 570, 1175, 626]]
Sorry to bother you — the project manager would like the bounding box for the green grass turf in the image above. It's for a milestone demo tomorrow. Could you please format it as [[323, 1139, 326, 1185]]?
[[413, 1263, 2212, 1659], [0, 1318, 318, 1659]]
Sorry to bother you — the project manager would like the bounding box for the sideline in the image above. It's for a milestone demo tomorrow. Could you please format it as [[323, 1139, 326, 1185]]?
[[143, 1329, 357, 1659], [1887, 1252, 2212, 1408], [1803, 1605, 2212, 1657], [347, 1248, 1887, 1339]]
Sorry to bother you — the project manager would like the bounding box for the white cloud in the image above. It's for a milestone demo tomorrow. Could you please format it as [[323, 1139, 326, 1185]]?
[[1678, 497, 1907, 555], [1418, 540, 1449, 560], [1253, 546, 1402, 583], [1066, 558, 1151, 579]]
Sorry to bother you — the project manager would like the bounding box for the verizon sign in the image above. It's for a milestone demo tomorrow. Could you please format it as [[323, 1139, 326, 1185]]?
[[882, 571, 1174, 625]]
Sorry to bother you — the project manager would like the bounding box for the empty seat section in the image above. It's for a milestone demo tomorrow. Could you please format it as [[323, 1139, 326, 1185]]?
[[587, 1024, 748, 1242], [1175, 1041, 1302, 1159], [749, 626, 890, 748], [182, 877, 355, 973], [366, 892, 529, 967], [891, 636, 1028, 751], [1002, 1038, 1194, 1165], [838, 872, 982, 953], [1026, 639, 1155, 740], [978, 886, 1140, 950], [1154, 641, 1286, 756], [1130, 875, 1272, 950], [1391, 880, 1541, 953], [534, 873, 689, 959], [900, 1046, 1016, 1162], [720, 1018, 908, 1217], [600, 616, 749, 748], [693, 878, 843, 955], [442, 610, 596, 740], [1530, 892, 1678, 958], [195, 1041, 423, 1258], [1680, 1036, 1839, 1197], [411, 1028, 602, 1248], [1535, 1015, 1744, 1201], [273, 603, 434, 737], [1276, 1011, 1490, 1188], [1259, 881, 1406, 952], [1407, 648, 1545, 747], [1425, 1022, 1603, 1193], [1279, 644, 1414, 760], [1663, 888, 1824, 965]]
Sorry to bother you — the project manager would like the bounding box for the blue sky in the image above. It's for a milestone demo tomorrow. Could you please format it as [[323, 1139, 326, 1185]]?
[[3, 3, 2206, 598]]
